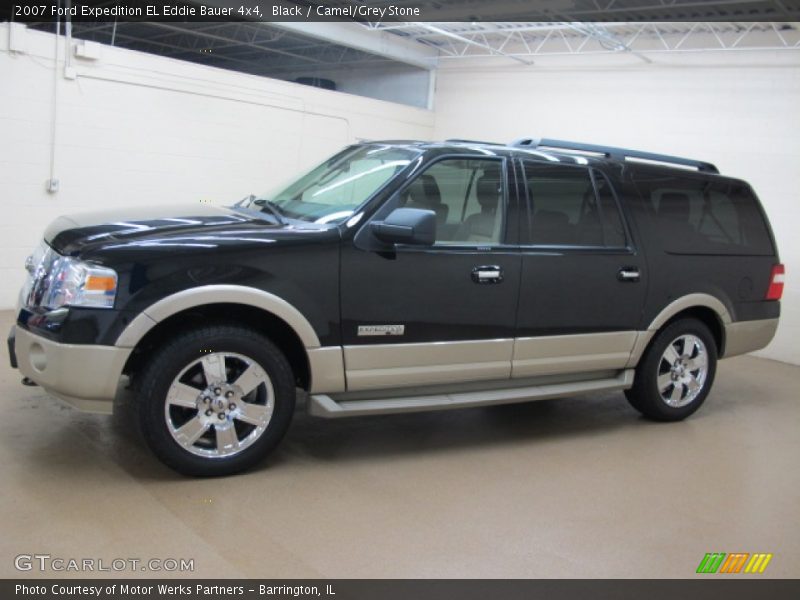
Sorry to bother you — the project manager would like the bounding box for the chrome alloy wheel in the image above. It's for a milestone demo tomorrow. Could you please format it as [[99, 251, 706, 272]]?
[[164, 352, 274, 458], [657, 334, 709, 408]]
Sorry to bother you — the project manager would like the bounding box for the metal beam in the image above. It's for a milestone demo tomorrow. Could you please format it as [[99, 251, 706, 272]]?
[[562, 22, 654, 63], [416, 23, 534, 65], [269, 22, 438, 70], [397, 21, 800, 60]]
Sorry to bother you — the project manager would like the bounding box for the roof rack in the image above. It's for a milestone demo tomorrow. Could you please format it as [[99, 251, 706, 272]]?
[[509, 137, 719, 174], [445, 138, 503, 146]]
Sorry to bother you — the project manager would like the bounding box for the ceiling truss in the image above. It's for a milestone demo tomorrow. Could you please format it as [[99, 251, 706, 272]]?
[[362, 21, 800, 62], [24, 14, 800, 80]]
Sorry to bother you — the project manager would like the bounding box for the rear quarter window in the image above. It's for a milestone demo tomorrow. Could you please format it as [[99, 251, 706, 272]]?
[[633, 172, 774, 256]]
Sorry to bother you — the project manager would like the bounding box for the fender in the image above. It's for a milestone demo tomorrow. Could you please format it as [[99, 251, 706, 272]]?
[[626, 293, 731, 368], [115, 284, 321, 349], [646, 293, 732, 331]]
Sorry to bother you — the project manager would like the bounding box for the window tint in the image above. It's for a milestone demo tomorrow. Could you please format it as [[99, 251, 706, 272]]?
[[524, 163, 625, 247], [594, 171, 627, 247], [634, 173, 773, 255], [399, 158, 505, 245]]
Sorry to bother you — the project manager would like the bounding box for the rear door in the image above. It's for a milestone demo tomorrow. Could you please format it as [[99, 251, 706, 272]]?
[[513, 160, 647, 378]]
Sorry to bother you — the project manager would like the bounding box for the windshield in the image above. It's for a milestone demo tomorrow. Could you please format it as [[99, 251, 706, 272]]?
[[255, 144, 421, 224]]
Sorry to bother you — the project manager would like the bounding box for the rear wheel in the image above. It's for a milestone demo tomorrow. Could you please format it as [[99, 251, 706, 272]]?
[[137, 324, 295, 476], [626, 318, 717, 421]]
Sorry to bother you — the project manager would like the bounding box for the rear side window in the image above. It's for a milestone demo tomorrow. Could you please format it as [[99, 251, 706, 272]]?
[[594, 172, 627, 248], [522, 163, 627, 247], [634, 173, 773, 255]]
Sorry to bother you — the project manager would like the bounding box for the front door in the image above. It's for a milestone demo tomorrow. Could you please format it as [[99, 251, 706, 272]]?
[[513, 160, 647, 378], [340, 156, 522, 392]]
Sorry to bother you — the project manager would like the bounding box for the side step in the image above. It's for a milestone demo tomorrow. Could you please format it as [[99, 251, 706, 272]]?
[[309, 370, 634, 418]]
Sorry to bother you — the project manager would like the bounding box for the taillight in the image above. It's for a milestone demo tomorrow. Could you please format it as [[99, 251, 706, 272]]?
[[766, 264, 785, 300]]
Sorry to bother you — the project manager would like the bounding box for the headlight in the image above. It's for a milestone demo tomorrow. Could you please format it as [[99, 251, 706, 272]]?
[[40, 256, 118, 310]]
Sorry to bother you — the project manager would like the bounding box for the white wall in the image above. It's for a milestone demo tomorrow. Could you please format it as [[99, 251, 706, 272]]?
[[434, 51, 800, 364], [0, 24, 434, 308], [285, 63, 432, 109], [332, 63, 431, 109]]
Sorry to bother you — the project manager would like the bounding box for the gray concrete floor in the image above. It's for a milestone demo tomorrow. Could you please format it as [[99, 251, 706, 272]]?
[[0, 309, 798, 579]]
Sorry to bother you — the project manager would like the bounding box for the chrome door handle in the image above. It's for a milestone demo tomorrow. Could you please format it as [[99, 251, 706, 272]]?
[[472, 265, 504, 284], [618, 267, 641, 282]]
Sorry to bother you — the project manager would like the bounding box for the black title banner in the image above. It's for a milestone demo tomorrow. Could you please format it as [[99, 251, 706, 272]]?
[[3, 0, 800, 23]]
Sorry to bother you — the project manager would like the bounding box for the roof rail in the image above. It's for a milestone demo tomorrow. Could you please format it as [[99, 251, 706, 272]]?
[[509, 137, 719, 174], [445, 138, 502, 146]]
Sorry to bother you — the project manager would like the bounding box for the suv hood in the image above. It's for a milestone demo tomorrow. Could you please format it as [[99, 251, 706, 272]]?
[[44, 204, 337, 257]]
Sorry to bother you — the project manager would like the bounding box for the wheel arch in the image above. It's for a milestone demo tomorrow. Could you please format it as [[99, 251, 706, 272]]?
[[117, 285, 321, 349], [627, 293, 731, 367], [116, 286, 327, 392], [646, 293, 731, 335]]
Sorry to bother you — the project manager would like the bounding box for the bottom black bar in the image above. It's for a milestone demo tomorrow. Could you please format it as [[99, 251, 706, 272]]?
[[3, 579, 800, 600]]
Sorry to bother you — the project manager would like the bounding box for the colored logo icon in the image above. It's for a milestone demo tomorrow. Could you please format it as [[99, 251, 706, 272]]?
[[696, 553, 773, 574]]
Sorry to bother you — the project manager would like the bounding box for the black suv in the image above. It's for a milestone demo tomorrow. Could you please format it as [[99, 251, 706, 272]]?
[[9, 138, 783, 476]]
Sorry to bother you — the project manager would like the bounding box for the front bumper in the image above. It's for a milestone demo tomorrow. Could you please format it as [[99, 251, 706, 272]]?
[[10, 325, 132, 414]]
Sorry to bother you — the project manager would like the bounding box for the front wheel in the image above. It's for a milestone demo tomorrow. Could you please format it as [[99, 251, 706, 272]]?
[[137, 325, 296, 476], [626, 318, 717, 421]]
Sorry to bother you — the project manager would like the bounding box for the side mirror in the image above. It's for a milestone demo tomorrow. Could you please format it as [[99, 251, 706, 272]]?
[[370, 208, 436, 246]]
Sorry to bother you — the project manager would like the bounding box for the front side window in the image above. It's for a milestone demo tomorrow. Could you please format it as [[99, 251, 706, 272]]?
[[255, 144, 421, 224], [399, 158, 506, 245], [524, 163, 626, 247]]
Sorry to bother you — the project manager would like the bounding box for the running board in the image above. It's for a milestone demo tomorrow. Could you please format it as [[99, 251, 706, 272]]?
[[309, 370, 634, 418]]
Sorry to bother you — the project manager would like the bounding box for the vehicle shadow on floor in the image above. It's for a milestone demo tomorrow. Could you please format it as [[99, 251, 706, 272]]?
[[101, 390, 658, 479], [8, 355, 783, 481], [24, 381, 746, 481]]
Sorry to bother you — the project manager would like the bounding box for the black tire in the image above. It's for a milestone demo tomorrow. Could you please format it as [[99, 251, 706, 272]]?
[[626, 318, 717, 422], [137, 324, 295, 476]]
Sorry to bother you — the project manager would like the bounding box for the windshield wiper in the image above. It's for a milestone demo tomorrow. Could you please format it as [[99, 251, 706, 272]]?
[[257, 198, 286, 225], [236, 194, 286, 225]]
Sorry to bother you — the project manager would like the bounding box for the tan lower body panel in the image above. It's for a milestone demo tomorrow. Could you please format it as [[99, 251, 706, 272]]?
[[722, 318, 779, 358], [512, 331, 638, 378], [626, 318, 778, 365], [15, 326, 131, 413], [332, 318, 777, 395], [307, 346, 346, 394], [625, 331, 656, 368], [343, 339, 513, 392]]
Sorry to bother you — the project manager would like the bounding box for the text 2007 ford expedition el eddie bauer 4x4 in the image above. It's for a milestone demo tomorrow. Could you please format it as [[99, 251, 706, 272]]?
[[9, 138, 783, 476]]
